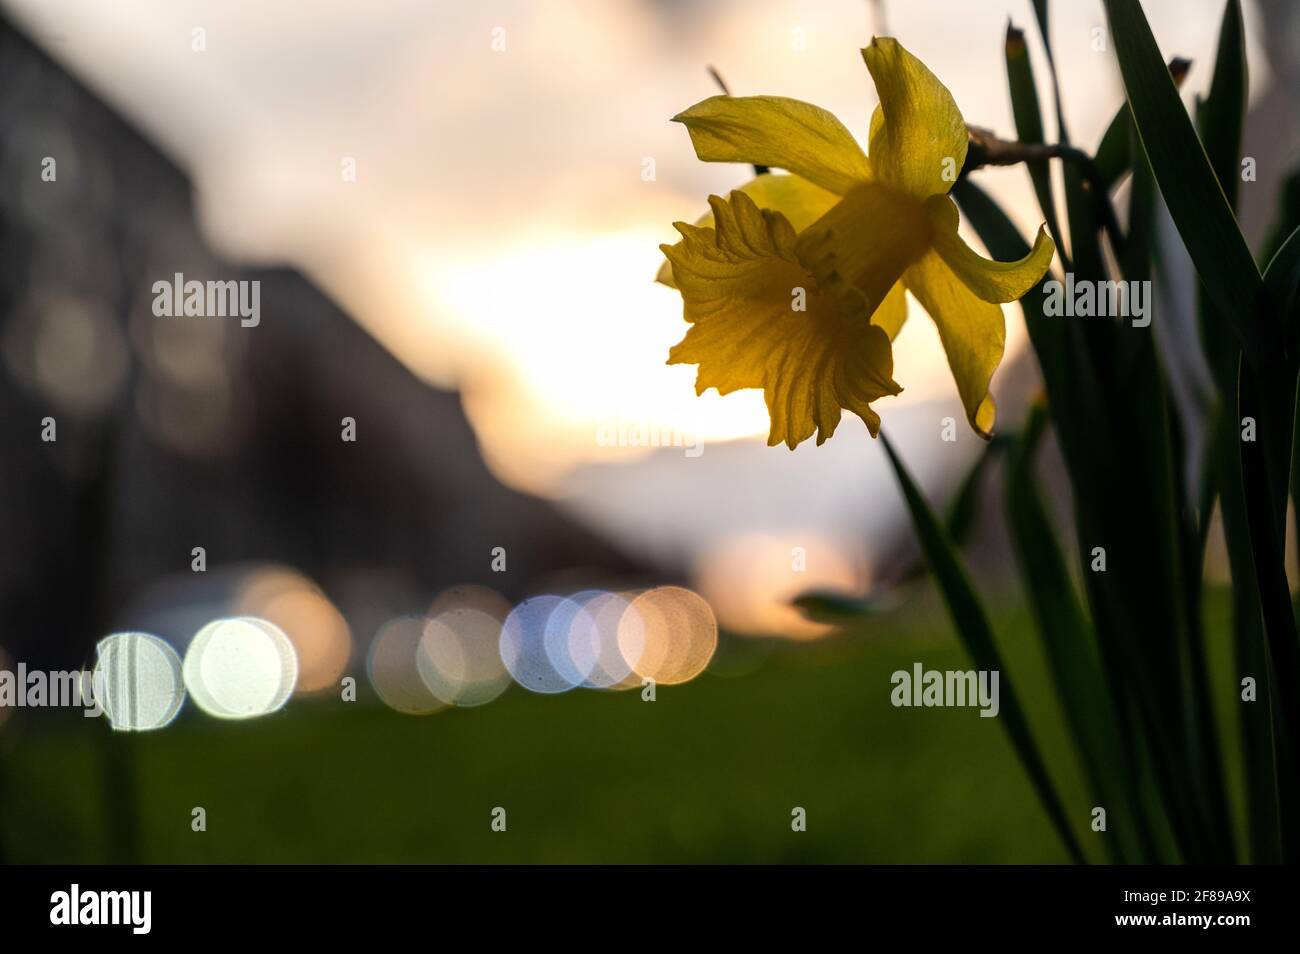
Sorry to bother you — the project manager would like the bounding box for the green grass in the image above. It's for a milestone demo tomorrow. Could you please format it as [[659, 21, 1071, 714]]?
[[0, 586, 1243, 863]]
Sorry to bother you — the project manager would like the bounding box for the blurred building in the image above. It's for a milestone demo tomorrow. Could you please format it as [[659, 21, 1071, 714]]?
[[0, 11, 644, 671]]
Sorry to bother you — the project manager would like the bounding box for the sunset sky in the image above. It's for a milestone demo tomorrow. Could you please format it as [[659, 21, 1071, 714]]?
[[3, 0, 1270, 627]]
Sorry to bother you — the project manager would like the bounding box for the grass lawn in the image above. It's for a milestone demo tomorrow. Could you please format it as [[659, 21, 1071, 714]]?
[[0, 587, 1244, 863]]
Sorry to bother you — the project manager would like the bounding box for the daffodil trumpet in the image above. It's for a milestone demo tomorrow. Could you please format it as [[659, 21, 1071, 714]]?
[[659, 37, 1056, 447]]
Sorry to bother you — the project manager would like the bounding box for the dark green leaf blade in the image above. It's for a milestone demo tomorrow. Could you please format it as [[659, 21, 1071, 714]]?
[[1236, 352, 1300, 861], [954, 178, 1224, 863], [1101, 0, 1269, 368], [1194, 0, 1276, 863], [791, 590, 878, 625], [1095, 58, 1190, 191], [1005, 403, 1151, 863], [1004, 22, 1068, 269], [880, 432, 1086, 864], [945, 439, 1003, 549]]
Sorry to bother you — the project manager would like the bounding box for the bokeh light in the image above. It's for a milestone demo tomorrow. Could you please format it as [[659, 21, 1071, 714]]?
[[93, 632, 186, 731], [618, 586, 717, 685], [368, 616, 446, 715], [417, 608, 510, 707], [499, 595, 582, 694], [571, 590, 639, 689], [543, 590, 603, 688], [1, 293, 129, 415], [183, 617, 298, 719], [236, 567, 352, 695], [428, 583, 512, 622]]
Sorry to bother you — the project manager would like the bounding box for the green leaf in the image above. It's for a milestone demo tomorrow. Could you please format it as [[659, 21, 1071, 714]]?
[[1094, 58, 1190, 191], [945, 438, 1004, 549], [1102, 0, 1271, 370], [880, 432, 1085, 864], [1029, 0, 1069, 144], [1094, 111, 1129, 192], [955, 177, 1230, 862], [1091, 327, 1232, 863], [1199, 0, 1246, 209], [1027, 1, 1109, 283], [1236, 352, 1300, 861], [791, 590, 878, 625], [1266, 225, 1300, 348], [1221, 418, 1280, 863], [1004, 403, 1150, 862], [1193, 0, 1278, 863], [1238, 212, 1300, 863], [1120, 109, 1159, 289], [1098, 3, 1281, 860], [1003, 22, 1068, 269], [1192, 0, 1246, 392], [1263, 166, 1300, 265]]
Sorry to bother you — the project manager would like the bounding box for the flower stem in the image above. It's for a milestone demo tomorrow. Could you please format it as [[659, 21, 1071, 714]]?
[[962, 125, 1126, 263]]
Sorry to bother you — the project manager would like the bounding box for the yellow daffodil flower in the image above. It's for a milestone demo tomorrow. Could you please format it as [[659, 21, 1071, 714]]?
[[659, 37, 1055, 443], [663, 190, 902, 446]]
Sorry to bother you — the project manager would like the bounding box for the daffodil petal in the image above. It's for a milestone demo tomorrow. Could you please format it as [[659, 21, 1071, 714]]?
[[903, 249, 1004, 438], [673, 95, 872, 196], [873, 281, 909, 340], [926, 195, 1055, 303], [662, 190, 900, 447], [867, 103, 886, 159], [795, 181, 930, 320], [656, 173, 839, 287], [862, 37, 968, 199]]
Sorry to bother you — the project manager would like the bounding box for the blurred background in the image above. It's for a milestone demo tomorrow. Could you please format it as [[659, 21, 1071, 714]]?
[[0, 0, 1296, 862]]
